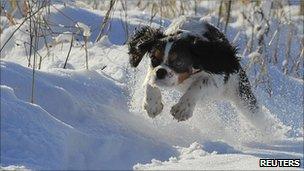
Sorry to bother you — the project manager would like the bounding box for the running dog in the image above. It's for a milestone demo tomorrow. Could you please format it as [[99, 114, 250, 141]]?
[[127, 17, 272, 131]]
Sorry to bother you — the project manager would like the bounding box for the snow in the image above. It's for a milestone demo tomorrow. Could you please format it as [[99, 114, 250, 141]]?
[[1, 61, 175, 170], [164, 16, 209, 40], [53, 32, 73, 43], [75, 22, 91, 37], [134, 141, 303, 170], [1, 1, 303, 170], [134, 152, 300, 170], [0, 165, 30, 171]]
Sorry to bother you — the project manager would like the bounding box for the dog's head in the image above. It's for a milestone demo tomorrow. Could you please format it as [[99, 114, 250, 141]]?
[[128, 25, 240, 87]]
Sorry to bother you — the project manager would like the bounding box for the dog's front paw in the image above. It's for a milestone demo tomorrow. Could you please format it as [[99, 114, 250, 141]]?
[[170, 100, 194, 121], [143, 84, 163, 118], [144, 99, 163, 118]]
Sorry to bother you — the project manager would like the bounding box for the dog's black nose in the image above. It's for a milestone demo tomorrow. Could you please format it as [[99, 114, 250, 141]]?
[[156, 68, 167, 79]]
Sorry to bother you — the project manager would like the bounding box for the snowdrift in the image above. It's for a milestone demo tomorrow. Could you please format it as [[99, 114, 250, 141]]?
[[1, 61, 175, 170]]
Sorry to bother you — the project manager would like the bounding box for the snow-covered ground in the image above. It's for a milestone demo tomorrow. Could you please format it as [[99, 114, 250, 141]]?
[[1, 1, 303, 170], [134, 141, 302, 170]]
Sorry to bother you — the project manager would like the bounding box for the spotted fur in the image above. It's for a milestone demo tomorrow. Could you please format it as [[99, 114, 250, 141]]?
[[128, 20, 267, 130]]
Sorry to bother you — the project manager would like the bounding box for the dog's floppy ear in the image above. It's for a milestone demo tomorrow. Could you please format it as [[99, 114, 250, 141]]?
[[189, 38, 240, 74], [127, 26, 165, 67]]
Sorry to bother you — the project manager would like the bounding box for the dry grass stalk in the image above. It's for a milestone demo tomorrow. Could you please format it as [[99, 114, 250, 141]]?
[[95, 0, 116, 42]]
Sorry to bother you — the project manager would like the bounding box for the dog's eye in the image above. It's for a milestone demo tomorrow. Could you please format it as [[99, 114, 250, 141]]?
[[172, 59, 183, 68], [151, 58, 161, 67], [175, 61, 183, 66], [169, 59, 189, 73]]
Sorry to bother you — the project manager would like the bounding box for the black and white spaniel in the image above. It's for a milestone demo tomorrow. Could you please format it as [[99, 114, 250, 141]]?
[[128, 17, 276, 131]]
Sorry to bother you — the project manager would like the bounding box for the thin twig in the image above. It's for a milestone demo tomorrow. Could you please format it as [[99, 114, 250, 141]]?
[[224, 0, 232, 33], [95, 0, 116, 42], [63, 35, 74, 69], [0, 4, 44, 53]]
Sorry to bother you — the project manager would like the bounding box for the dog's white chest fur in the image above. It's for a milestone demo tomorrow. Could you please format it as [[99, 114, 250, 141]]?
[[143, 69, 235, 120]]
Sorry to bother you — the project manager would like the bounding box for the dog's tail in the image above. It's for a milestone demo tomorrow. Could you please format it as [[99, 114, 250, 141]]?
[[235, 69, 287, 137], [238, 68, 259, 114]]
